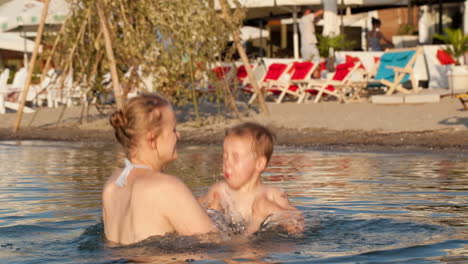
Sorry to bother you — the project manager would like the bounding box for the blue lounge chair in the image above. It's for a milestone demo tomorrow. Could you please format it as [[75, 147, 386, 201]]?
[[368, 47, 422, 95]]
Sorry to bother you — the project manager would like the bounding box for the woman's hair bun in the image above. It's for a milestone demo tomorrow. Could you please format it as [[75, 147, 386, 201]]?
[[110, 110, 127, 130]]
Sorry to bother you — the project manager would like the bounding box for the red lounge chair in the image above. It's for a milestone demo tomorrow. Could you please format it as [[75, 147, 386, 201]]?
[[242, 62, 289, 104], [203, 65, 233, 93], [265, 61, 317, 103], [298, 61, 361, 103]]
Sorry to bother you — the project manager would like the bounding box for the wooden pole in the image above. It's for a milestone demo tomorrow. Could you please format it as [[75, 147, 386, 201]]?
[[14, 0, 51, 133], [97, 0, 123, 109], [219, 0, 269, 115], [39, 19, 67, 86], [55, 10, 90, 99]]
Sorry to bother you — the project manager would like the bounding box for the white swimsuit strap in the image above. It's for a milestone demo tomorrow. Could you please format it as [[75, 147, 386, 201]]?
[[115, 158, 151, 187]]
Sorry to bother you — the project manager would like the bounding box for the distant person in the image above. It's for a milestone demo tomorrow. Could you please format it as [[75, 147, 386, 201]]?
[[199, 122, 304, 235], [299, 7, 324, 63], [367, 17, 394, 51], [103, 93, 218, 245]]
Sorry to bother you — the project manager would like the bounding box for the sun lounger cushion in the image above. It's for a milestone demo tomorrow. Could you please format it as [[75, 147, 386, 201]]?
[[305, 62, 355, 94], [374, 50, 416, 84], [263, 63, 288, 82], [290, 62, 314, 80], [436, 49, 456, 65], [345, 55, 365, 69], [333, 62, 354, 81], [212, 66, 232, 80], [237, 65, 248, 80], [284, 62, 314, 92]]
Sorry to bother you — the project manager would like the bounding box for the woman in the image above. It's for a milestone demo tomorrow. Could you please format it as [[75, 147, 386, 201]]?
[[103, 93, 218, 245], [367, 18, 394, 51]]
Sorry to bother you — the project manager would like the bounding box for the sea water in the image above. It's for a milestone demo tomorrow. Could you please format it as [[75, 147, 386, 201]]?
[[0, 141, 467, 263]]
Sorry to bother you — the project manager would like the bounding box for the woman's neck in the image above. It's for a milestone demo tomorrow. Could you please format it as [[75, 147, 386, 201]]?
[[130, 153, 163, 172]]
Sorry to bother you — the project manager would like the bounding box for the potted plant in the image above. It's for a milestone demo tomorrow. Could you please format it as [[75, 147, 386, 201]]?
[[317, 34, 355, 72], [435, 28, 468, 93], [392, 24, 418, 48]]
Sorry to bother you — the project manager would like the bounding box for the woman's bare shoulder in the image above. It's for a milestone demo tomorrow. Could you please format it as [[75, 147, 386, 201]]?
[[102, 169, 122, 194], [133, 172, 189, 197]]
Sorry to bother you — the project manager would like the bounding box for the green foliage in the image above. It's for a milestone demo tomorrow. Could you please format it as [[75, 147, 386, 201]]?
[[317, 34, 355, 58], [396, 24, 415, 35], [434, 28, 468, 65], [48, 0, 243, 108]]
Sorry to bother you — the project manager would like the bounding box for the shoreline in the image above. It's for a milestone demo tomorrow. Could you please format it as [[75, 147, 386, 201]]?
[[1, 97, 467, 154], [1, 126, 467, 154]]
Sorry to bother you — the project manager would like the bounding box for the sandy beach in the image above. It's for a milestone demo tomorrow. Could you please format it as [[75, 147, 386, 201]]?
[[1, 96, 467, 153]]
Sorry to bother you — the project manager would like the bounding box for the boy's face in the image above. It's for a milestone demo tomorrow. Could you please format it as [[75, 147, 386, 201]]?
[[223, 135, 262, 190]]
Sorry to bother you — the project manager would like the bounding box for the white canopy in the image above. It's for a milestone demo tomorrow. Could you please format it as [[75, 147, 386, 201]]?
[[0, 32, 37, 52], [216, 0, 408, 8], [0, 0, 69, 32], [214, 0, 275, 9], [228, 26, 270, 41], [240, 26, 269, 40]]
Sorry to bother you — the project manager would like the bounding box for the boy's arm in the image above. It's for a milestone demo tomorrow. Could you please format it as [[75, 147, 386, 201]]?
[[248, 188, 304, 235]]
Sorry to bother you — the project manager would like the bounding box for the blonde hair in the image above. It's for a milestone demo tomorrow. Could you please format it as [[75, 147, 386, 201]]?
[[109, 93, 169, 157], [225, 122, 275, 163]]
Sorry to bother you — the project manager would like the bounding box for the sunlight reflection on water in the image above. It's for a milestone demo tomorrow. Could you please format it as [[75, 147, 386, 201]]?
[[0, 141, 466, 263]]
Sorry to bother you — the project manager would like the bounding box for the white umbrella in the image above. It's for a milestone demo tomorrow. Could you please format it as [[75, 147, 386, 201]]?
[[322, 0, 340, 37], [0, 0, 68, 32], [0, 32, 38, 52], [418, 5, 434, 45]]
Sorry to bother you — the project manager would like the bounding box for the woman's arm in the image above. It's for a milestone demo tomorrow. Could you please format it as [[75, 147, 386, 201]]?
[[156, 176, 219, 235], [379, 32, 394, 47]]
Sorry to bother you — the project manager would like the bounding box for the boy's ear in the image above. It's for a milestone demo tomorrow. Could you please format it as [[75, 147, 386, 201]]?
[[256, 156, 267, 172]]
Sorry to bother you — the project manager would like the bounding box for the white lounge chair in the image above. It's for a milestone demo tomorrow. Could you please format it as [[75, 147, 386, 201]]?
[[1, 68, 35, 113], [0, 69, 10, 114]]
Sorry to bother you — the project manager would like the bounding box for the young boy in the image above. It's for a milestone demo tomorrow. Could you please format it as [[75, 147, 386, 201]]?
[[199, 122, 304, 235]]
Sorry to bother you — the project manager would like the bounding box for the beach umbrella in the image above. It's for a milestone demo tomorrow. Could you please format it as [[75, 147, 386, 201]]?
[[0, 32, 37, 52], [418, 5, 434, 44], [0, 0, 67, 67], [464, 0, 468, 35], [322, 0, 340, 37], [0, 0, 68, 32]]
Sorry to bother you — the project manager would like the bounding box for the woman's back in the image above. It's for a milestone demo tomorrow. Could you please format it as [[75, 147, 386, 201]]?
[[367, 30, 383, 51], [103, 168, 174, 244]]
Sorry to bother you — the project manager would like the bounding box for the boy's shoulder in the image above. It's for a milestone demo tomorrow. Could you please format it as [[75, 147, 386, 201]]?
[[258, 185, 287, 200], [206, 181, 232, 196]]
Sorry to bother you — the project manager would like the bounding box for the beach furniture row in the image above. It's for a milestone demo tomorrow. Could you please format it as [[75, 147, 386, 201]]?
[[203, 47, 418, 104], [0, 67, 86, 114], [204, 44, 467, 106]]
